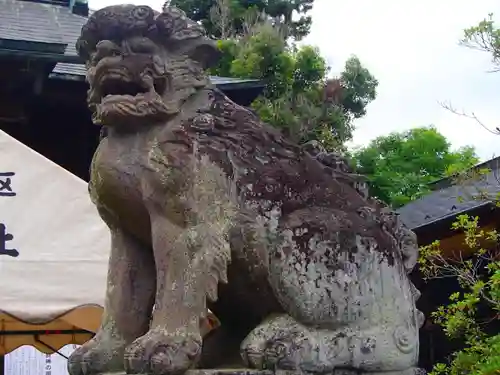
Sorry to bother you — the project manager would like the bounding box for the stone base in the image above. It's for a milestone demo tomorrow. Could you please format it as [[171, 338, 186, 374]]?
[[99, 367, 426, 375]]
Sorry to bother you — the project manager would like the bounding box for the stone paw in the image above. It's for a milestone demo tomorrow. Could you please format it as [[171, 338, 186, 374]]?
[[262, 328, 312, 370], [67, 336, 125, 375], [124, 328, 202, 375], [240, 315, 286, 369], [241, 314, 312, 371]]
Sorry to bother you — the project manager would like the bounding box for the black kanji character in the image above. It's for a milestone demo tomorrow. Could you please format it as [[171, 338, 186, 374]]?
[[0, 172, 16, 197], [0, 223, 19, 257]]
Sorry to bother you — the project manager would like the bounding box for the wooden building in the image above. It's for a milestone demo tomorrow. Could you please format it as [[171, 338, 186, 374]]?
[[397, 156, 500, 369], [0, 0, 265, 181]]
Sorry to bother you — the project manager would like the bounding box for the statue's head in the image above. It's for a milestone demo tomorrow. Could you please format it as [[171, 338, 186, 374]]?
[[76, 4, 221, 127]]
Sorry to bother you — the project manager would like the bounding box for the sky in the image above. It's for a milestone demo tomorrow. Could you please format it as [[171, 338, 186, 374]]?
[[89, 0, 500, 161]]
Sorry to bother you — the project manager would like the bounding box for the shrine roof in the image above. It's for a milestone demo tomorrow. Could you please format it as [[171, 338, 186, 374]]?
[[396, 156, 500, 231]]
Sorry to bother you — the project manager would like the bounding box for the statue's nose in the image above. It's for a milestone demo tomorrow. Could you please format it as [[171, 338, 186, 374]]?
[[121, 40, 131, 56]]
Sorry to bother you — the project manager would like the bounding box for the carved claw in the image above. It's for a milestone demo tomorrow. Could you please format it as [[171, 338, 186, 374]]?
[[124, 328, 202, 375], [67, 337, 125, 375], [241, 314, 310, 371], [241, 346, 265, 370], [240, 317, 282, 369], [262, 330, 312, 371]]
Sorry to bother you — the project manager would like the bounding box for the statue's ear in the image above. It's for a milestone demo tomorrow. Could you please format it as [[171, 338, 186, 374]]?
[[187, 40, 222, 69]]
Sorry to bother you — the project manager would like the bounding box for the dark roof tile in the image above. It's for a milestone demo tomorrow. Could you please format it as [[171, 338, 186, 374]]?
[[0, 0, 86, 46], [396, 166, 500, 229]]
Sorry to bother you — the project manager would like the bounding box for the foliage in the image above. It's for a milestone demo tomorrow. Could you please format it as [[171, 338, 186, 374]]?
[[440, 13, 500, 135], [248, 53, 377, 149], [167, 0, 314, 40], [461, 13, 500, 71], [209, 18, 377, 151], [167, 0, 378, 150], [418, 14, 500, 375], [351, 126, 479, 208], [418, 212, 500, 375], [340, 56, 378, 119]]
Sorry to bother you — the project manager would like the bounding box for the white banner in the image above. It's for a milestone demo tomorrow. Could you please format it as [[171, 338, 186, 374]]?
[[0, 129, 109, 324], [5, 345, 80, 375]]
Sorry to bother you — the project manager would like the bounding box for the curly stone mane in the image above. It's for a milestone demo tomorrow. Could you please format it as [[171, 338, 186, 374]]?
[[76, 5, 220, 66]]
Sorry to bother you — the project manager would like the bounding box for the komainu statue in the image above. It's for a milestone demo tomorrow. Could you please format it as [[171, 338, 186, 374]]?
[[68, 4, 424, 375]]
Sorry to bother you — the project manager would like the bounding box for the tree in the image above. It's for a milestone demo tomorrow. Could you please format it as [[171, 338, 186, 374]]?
[[414, 14, 500, 375], [167, 0, 378, 150], [351, 126, 479, 208], [167, 0, 314, 40], [441, 12, 500, 134], [209, 18, 378, 151], [462, 13, 500, 72], [419, 214, 500, 375]]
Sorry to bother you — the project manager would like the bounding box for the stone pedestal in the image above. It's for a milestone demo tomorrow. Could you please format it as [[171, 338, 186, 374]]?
[[99, 368, 425, 375]]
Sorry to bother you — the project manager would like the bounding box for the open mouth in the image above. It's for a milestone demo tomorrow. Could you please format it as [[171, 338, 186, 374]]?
[[88, 68, 173, 124], [101, 78, 147, 98], [96, 74, 167, 103]]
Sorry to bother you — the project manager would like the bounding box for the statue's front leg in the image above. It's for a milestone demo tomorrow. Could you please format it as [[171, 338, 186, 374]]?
[[68, 225, 156, 375], [124, 211, 230, 375]]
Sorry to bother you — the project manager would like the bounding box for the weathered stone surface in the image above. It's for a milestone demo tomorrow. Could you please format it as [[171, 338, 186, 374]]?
[[67, 4, 424, 375]]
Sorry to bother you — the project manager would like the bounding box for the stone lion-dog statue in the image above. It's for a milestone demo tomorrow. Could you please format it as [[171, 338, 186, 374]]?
[[68, 4, 424, 375]]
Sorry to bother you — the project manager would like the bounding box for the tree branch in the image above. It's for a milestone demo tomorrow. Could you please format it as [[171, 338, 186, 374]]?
[[439, 101, 500, 135]]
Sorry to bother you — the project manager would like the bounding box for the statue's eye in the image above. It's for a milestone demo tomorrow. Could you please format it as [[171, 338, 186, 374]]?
[[95, 40, 121, 60], [128, 37, 157, 54]]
